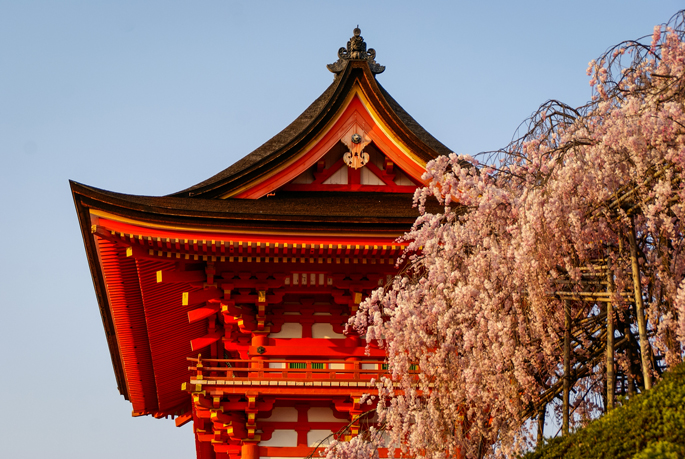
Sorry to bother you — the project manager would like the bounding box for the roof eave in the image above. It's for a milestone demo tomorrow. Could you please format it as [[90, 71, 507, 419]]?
[[71, 181, 424, 232], [71, 181, 130, 400]]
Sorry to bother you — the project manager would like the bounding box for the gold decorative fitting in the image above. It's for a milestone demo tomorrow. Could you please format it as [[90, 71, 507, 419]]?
[[342, 126, 371, 169]]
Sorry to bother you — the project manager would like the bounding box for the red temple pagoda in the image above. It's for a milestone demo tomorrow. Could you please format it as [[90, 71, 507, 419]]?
[[72, 28, 451, 459]]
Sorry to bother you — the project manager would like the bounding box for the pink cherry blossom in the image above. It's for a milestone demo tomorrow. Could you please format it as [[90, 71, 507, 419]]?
[[325, 11, 685, 459]]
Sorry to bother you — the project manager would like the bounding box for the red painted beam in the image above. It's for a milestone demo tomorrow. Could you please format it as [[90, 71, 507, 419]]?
[[188, 304, 221, 324], [183, 288, 222, 306], [175, 412, 193, 427], [98, 218, 406, 248], [246, 344, 386, 358], [281, 183, 417, 193], [191, 329, 224, 351], [157, 269, 206, 284]]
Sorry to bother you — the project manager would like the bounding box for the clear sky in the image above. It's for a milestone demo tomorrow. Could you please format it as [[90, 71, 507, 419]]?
[[0, 1, 681, 457]]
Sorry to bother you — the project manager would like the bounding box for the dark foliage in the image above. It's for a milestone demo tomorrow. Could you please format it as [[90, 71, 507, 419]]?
[[520, 363, 685, 459]]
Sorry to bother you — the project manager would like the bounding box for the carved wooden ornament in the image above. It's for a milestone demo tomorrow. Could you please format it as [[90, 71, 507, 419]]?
[[341, 127, 371, 169]]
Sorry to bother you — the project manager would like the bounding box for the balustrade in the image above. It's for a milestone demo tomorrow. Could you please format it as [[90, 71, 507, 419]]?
[[187, 357, 419, 388]]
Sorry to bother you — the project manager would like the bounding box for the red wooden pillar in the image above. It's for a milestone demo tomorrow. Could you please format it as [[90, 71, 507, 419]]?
[[241, 442, 258, 459], [250, 334, 269, 377], [196, 437, 216, 459], [295, 404, 310, 446]]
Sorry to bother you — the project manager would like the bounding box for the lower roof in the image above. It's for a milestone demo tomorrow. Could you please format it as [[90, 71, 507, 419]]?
[[72, 182, 444, 234], [71, 181, 451, 408]]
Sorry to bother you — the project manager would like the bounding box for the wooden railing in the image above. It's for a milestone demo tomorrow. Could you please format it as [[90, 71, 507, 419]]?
[[187, 357, 418, 387]]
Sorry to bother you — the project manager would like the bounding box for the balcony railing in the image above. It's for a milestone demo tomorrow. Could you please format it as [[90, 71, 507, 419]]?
[[187, 358, 418, 388]]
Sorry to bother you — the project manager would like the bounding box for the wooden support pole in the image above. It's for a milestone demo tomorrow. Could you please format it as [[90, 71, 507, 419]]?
[[606, 257, 615, 411], [563, 299, 571, 435], [241, 442, 258, 459], [537, 403, 546, 446], [624, 320, 637, 396], [627, 217, 652, 390]]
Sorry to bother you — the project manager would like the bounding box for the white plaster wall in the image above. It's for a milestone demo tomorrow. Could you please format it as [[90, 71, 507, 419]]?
[[270, 322, 302, 338], [260, 430, 298, 447], [308, 429, 334, 447], [361, 166, 384, 185], [394, 167, 414, 186], [323, 143, 345, 168], [312, 323, 345, 339], [291, 168, 314, 184], [323, 167, 347, 185], [368, 148, 384, 169], [259, 407, 298, 422], [307, 407, 341, 423]]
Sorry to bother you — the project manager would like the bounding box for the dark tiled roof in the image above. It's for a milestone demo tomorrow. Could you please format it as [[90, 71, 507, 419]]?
[[72, 182, 449, 234], [173, 76, 344, 197], [170, 60, 453, 199], [377, 84, 451, 156]]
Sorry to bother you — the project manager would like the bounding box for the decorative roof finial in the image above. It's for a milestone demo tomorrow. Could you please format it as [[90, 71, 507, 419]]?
[[327, 27, 385, 75]]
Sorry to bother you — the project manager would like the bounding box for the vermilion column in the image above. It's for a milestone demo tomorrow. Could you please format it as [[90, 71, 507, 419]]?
[[250, 334, 269, 377], [196, 438, 216, 459], [240, 442, 258, 459]]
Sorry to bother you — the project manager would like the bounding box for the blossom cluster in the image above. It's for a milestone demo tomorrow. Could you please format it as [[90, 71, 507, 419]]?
[[326, 12, 685, 459]]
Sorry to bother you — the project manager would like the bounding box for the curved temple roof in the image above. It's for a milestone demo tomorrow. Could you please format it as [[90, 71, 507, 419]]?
[[170, 32, 451, 199], [70, 28, 454, 414]]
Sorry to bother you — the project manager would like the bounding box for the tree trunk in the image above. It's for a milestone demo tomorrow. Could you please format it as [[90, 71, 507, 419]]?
[[563, 299, 571, 435], [606, 259, 615, 411], [537, 403, 546, 446], [624, 321, 636, 396], [659, 234, 682, 364], [627, 216, 652, 390]]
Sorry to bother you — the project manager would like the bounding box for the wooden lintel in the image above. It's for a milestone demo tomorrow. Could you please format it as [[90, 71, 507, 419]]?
[[175, 412, 193, 427], [157, 269, 206, 284], [188, 303, 222, 324], [191, 329, 224, 351], [93, 224, 406, 264], [183, 288, 223, 306]]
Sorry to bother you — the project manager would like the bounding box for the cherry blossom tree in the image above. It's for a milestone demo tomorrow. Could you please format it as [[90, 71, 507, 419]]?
[[325, 10, 685, 459]]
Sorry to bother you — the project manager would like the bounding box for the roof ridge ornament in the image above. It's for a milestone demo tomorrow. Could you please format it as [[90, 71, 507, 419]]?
[[327, 27, 385, 75]]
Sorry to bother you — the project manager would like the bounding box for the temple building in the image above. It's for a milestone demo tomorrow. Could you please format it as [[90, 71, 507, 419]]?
[[71, 28, 451, 459]]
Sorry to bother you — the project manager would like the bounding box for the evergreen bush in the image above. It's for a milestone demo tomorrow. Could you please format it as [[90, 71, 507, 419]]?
[[521, 363, 685, 459]]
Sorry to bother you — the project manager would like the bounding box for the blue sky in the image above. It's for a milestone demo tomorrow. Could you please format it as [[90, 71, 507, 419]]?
[[0, 2, 681, 457]]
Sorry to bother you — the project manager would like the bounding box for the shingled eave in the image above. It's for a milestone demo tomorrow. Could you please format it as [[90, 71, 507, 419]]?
[[71, 181, 438, 234], [170, 60, 452, 199], [71, 182, 130, 400]]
